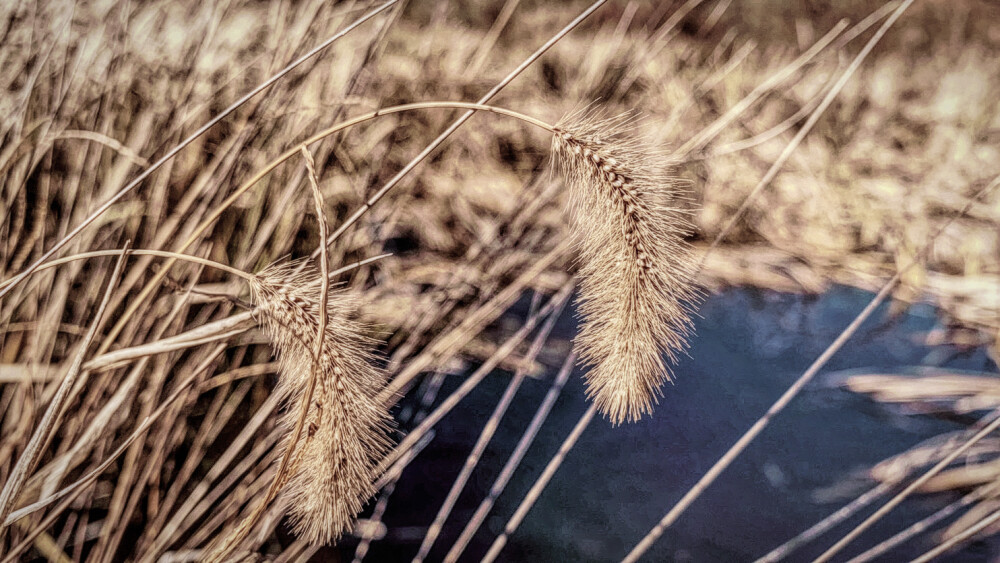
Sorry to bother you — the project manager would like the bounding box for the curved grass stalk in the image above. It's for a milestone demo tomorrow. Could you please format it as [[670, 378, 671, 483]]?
[[93, 100, 558, 366], [0, 250, 389, 292], [0, 0, 398, 301], [0, 252, 385, 527], [0, 249, 256, 288], [89, 0, 607, 371], [316, 0, 609, 251]]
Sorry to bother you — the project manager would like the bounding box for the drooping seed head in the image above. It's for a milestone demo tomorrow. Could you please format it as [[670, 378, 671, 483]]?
[[248, 260, 392, 543], [552, 109, 701, 424]]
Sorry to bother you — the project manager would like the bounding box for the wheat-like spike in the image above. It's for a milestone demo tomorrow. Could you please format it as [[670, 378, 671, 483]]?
[[552, 109, 700, 425], [248, 260, 392, 544]]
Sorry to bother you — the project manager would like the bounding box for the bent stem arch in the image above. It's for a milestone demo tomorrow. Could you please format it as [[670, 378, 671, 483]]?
[[98, 102, 557, 355]]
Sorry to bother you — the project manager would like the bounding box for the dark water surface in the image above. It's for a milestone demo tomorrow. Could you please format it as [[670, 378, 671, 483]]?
[[357, 286, 999, 562]]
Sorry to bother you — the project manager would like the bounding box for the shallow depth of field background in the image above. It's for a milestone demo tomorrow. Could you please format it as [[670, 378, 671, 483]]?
[[1, 1, 999, 561]]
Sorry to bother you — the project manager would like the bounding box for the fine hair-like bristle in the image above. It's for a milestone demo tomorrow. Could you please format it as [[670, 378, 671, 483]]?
[[248, 260, 392, 544], [552, 109, 700, 425]]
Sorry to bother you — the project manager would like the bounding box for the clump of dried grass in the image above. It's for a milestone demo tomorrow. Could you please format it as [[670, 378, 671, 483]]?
[[247, 261, 392, 544], [3, 0, 999, 561], [552, 110, 699, 424]]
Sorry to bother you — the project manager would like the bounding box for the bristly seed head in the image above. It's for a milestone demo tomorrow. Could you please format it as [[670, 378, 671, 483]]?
[[248, 260, 392, 544], [552, 108, 701, 425]]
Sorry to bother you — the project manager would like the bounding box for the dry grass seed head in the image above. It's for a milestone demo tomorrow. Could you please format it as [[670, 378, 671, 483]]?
[[248, 260, 392, 544], [552, 109, 700, 425]]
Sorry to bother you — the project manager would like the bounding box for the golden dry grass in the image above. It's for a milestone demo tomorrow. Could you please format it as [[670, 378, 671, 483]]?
[[1, 0, 999, 561]]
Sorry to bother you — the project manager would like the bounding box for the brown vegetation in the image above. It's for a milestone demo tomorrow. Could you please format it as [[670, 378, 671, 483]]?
[[1, 0, 998, 561]]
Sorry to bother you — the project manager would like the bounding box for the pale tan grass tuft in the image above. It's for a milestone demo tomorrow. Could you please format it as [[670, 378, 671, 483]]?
[[247, 261, 392, 544], [552, 109, 700, 425]]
